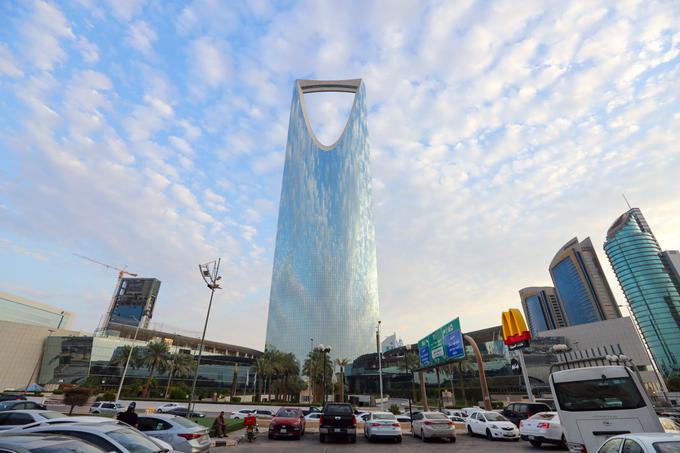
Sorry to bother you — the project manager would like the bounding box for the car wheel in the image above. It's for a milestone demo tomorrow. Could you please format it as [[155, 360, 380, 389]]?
[[92, 411, 100, 414], [396, 436, 402, 443], [450, 436, 456, 443], [421, 429, 427, 442], [486, 428, 493, 441], [319, 434, 325, 443], [268, 433, 273, 440], [467, 425, 473, 436], [560, 435, 567, 449], [350, 435, 357, 443]]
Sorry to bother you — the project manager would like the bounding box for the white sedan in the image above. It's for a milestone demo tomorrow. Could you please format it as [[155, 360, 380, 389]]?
[[466, 410, 519, 441], [363, 412, 402, 443], [519, 412, 565, 448], [304, 413, 321, 422], [0, 411, 64, 431], [155, 403, 184, 413], [596, 433, 680, 452]]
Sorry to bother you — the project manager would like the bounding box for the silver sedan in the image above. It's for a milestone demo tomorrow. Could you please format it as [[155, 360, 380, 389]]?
[[363, 412, 402, 443], [137, 414, 211, 453]]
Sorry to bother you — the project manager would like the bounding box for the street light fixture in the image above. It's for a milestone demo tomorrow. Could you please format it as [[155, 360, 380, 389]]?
[[188, 258, 222, 416]]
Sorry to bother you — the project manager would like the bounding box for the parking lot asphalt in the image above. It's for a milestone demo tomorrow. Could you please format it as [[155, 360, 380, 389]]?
[[212, 432, 567, 452]]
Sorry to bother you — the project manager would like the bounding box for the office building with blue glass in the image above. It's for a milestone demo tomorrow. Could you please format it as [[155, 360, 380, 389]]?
[[519, 287, 567, 335], [604, 208, 680, 378], [549, 237, 621, 326], [265, 79, 380, 366]]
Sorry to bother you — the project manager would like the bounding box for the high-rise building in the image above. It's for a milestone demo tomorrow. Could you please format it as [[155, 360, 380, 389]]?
[[661, 250, 680, 292], [265, 79, 380, 366], [105, 278, 161, 329], [604, 208, 680, 378], [549, 236, 621, 326], [0, 290, 73, 329], [519, 287, 567, 335]]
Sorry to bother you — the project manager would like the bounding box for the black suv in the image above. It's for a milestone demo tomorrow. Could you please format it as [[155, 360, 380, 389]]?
[[501, 402, 551, 426], [319, 403, 356, 443]]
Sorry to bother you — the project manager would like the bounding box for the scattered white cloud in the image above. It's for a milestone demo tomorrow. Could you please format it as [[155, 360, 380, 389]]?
[[0, 44, 23, 77], [125, 20, 157, 57]]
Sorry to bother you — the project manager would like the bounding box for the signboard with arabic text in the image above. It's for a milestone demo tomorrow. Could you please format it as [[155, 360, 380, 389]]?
[[417, 317, 465, 367]]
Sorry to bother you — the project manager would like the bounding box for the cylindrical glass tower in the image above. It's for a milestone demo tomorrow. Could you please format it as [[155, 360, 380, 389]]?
[[604, 208, 680, 378]]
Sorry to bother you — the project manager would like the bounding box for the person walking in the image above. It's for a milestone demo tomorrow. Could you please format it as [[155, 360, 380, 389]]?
[[212, 411, 227, 438], [117, 402, 139, 428]]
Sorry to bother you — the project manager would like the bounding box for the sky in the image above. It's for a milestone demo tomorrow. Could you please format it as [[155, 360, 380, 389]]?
[[1, 0, 679, 351]]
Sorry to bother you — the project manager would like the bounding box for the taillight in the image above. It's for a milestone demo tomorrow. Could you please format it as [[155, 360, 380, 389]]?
[[370, 422, 380, 427], [178, 433, 202, 440], [537, 422, 550, 429], [352, 416, 357, 427], [567, 442, 587, 453], [447, 421, 454, 426], [319, 415, 324, 425], [424, 421, 433, 425], [392, 423, 400, 427]]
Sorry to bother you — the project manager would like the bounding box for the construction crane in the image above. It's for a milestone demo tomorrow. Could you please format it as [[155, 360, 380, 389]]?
[[72, 253, 138, 332]]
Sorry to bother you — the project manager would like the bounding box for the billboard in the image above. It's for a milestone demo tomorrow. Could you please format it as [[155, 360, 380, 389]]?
[[418, 317, 465, 367], [107, 278, 161, 329]]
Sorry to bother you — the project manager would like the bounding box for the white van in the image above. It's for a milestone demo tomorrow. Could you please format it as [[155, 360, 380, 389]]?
[[550, 366, 663, 453]]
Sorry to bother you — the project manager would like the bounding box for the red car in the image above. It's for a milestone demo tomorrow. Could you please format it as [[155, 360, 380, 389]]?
[[268, 407, 306, 440]]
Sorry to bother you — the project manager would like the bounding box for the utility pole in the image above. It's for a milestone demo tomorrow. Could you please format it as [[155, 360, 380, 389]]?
[[188, 259, 222, 416], [115, 312, 147, 402], [376, 321, 384, 409]]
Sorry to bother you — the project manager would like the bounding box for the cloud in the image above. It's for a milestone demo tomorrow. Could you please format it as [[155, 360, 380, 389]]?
[[21, 0, 74, 71], [188, 36, 232, 90], [0, 44, 23, 77], [125, 20, 157, 56]]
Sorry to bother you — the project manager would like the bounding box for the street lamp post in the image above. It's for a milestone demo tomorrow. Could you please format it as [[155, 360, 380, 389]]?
[[376, 321, 384, 410], [188, 259, 222, 416], [400, 345, 414, 419], [115, 313, 147, 402], [309, 338, 314, 403]]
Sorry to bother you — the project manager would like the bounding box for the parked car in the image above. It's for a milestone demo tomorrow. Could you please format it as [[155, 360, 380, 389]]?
[[12, 416, 114, 430], [448, 415, 466, 423], [411, 411, 456, 442], [89, 402, 125, 416], [466, 410, 519, 441], [319, 403, 356, 443], [0, 433, 107, 453], [11, 420, 177, 453], [519, 412, 565, 448], [302, 406, 321, 416], [441, 409, 466, 418], [595, 433, 680, 452], [304, 412, 321, 422], [660, 417, 680, 433], [229, 409, 253, 420], [501, 402, 551, 427], [155, 403, 184, 414], [165, 407, 205, 418], [363, 411, 402, 443], [137, 414, 210, 453], [461, 406, 483, 417], [396, 415, 412, 423], [0, 411, 64, 431], [354, 412, 370, 422], [0, 401, 46, 412], [268, 407, 305, 440], [0, 395, 26, 403]]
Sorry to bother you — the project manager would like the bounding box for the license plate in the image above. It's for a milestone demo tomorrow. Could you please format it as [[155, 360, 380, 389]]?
[[280, 429, 287, 433], [334, 428, 343, 433], [528, 435, 535, 440]]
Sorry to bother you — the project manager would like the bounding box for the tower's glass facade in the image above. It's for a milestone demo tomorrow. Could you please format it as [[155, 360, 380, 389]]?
[[604, 208, 680, 378], [265, 80, 380, 366], [551, 258, 601, 325]]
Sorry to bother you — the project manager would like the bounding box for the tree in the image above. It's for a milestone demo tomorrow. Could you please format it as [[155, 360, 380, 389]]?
[[110, 345, 140, 369], [140, 340, 171, 398], [64, 387, 92, 415], [303, 349, 333, 403], [255, 353, 273, 401], [164, 353, 195, 399], [398, 351, 420, 403], [335, 358, 350, 402]]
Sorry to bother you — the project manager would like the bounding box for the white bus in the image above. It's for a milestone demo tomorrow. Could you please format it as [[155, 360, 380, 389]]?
[[550, 365, 663, 453]]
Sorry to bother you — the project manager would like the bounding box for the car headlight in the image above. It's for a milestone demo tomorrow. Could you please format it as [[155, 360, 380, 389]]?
[[490, 424, 498, 429]]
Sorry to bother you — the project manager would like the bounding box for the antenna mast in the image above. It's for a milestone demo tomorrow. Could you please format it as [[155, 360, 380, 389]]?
[[622, 193, 632, 210]]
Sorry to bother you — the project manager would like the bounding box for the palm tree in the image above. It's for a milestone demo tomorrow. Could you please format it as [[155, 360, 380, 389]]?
[[335, 358, 350, 402], [110, 345, 140, 369], [255, 354, 273, 401], [303, 349, 332, 404], [164, 353, 195, 398], [140, 340, 171, 398]]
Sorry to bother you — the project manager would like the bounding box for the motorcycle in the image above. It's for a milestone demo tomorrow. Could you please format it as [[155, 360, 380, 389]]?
[[246, 424, 257, 442]]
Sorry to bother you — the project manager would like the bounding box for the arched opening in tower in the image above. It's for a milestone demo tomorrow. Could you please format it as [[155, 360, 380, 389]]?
[[302, 91, 356, 147]]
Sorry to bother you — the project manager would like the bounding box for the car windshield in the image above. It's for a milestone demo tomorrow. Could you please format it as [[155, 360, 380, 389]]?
[[276, 409, 299, 418], [0, 402, 12, 409], [554, 376, 646, 411], [324, 405, 352, 414], [484, 413, 508, 422], [654, 442, 680, 453], [33, 440, 106, 453], [106, 427, 165, 453], [173, 417, 200, 429], [425, 413, 448, 420], [373, 414, 396, 420], [41, 412, 67, 419]]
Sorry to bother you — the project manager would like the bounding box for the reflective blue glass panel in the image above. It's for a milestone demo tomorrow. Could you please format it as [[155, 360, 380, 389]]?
[[551, 258, 599, 325]]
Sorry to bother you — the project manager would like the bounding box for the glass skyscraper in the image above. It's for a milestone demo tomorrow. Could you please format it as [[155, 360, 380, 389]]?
[[604, 208, 680, 378], [265, 79, 380, 366], [549, 237, 621, 326], [519, 287, 567, 336]]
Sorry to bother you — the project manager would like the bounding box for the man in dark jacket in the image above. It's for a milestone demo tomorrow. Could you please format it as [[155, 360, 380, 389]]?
[[117, 402, 138, 427]]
